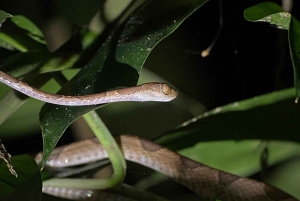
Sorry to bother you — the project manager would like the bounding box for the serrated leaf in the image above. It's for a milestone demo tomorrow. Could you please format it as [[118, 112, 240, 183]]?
[[39, 0, 208, 167]]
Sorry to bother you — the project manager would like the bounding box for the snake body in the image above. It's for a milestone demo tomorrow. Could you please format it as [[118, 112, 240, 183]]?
[[38, 135, 297, 201], [0, 71, 177, 106]]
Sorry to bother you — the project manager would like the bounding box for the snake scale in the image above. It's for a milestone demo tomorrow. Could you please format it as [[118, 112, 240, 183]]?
[[0, 70, 297, 200]]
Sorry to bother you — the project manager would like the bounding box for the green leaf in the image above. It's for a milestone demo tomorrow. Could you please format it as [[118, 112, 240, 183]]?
[[39, 0, 208, 167], [244, 2, 288, 29], [0, 13, 46, 51], [0, 10, 12, 26], [0, 29, 45, 52], [0, 51, 79, 76], [10, 15, 46, 44], [0, 155, 42, 201], [244, 2, 300, 99], [0, 11, 16, 51], [156, 88, 298, 150], [180, 140, 300, 177], [0, 32, 28, 51]]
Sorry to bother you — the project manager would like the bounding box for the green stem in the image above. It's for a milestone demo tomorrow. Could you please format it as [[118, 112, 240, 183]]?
[[43, 111, 126, 189]]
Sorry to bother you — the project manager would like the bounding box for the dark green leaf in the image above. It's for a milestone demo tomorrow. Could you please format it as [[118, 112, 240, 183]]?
[[39, 0, 208, 167]]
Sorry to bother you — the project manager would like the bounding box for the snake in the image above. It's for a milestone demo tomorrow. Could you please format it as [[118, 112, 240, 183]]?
[[0, 70, 297, 200], [37, 135, 298, 201], [0, 71, 178, 106]]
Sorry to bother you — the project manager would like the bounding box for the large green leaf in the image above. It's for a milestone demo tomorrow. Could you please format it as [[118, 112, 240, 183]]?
[[244, 2, 300, 100], [0, 155, 42, 201], [156, 88, 299, 150], [39, 0, 208, 167]]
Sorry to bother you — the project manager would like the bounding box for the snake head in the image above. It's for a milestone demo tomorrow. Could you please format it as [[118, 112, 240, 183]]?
[[140, 83, 178, 102]]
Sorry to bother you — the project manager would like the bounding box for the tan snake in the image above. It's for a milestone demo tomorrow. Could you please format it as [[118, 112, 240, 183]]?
[[0, 71, 177, 105], [0, 70, 297, 200], [38, 136, 298, 201]]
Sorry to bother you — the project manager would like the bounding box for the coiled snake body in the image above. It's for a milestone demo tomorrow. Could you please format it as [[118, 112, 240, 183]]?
[[39, 136, 297, 201]]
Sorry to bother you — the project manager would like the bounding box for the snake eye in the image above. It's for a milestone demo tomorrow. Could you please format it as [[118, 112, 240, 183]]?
[[162, 84, 171, 95]]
